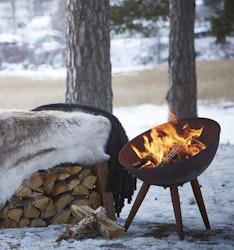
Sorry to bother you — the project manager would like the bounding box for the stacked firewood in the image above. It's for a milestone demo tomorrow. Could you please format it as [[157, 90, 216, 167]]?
[[0, 165, 102, 228]]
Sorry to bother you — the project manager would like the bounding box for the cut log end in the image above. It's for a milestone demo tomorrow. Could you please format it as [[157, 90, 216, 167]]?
[[0, 162, 116, 229], [67, 205, 125, 239]]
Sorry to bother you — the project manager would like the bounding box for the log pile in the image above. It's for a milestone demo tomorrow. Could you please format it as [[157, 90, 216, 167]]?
[[57, 205, 125, 241], [0, 165, 103, 228]]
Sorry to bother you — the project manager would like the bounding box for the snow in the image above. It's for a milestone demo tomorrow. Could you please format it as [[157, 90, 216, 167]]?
[[0, 33, 24, 44], [0, 102, 233, 249], [1, 6, 234, 72], [0, 6, 234, 249], [114, 101, 234, 145], [1, 34, 233, 73], [0, 38, 234, 250], [0, 54, 233, 250]]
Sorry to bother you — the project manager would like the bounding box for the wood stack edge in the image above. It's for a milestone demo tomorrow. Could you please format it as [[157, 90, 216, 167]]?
[[0, 162, 115, 228]]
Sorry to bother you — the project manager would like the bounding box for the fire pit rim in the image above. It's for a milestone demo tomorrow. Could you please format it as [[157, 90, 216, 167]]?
[[118, 117, 221, 186]]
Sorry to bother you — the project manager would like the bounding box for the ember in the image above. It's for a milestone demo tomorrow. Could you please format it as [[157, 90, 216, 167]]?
[[131, 120, 206, 169]]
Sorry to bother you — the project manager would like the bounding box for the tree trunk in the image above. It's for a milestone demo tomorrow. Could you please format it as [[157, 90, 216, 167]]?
[[166, 0, 197, 120], [65, 0, 113, 113]]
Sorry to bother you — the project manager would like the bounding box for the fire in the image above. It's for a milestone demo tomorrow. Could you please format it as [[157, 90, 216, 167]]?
[[131, 120, 206, 169]]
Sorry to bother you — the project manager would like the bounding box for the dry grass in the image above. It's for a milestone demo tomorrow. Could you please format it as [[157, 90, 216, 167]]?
[[112, 64, 168, 106], [113, 59, 234, 106], [196, 60, 234, 101], [0, 78, 66, 110], [0, 59, 233, 110]]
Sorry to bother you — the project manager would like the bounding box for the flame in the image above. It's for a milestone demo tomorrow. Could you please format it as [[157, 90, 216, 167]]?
[[131, 120, 206, 169]]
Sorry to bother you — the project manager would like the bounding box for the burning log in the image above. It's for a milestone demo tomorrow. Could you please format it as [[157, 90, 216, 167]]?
[[118, 117, 220, 240], [155, 144, 182, 167], [0, 164, 104, 228], [133, 144, 182, 169], [130, 120, 206, 170]]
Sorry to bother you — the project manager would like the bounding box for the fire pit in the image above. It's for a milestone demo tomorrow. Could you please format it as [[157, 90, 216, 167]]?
[[119, 117, 220, 240]]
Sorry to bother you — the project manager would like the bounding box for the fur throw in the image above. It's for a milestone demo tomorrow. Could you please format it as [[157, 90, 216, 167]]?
[[0, 110, 111, 208], [32, 103, 137, 216]]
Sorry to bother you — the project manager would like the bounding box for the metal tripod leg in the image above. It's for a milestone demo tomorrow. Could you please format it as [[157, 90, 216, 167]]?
[[170, 185, 184, 240], [124, 182, 150, 232], [190, 178, 211, 229]]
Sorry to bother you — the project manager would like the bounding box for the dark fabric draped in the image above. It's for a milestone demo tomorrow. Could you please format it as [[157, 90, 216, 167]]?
[[32, 103, 136, 216]]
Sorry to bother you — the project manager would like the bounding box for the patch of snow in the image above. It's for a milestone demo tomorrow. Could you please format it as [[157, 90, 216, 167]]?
[[0, 33, 23, 44], [0, 67, 66, 80], [111, 35, 234, 74], [113, 101, 234, 145], [0, 102, 233, 249], [25, 16, 52, 32], [0, 5, 233, 248]]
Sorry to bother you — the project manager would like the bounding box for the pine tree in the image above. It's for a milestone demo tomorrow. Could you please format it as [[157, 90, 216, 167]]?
[[166, 0, 197, 119], [210, 0, 234, 43], [65, 0, 112, 112], [110, 0, 169, 37]]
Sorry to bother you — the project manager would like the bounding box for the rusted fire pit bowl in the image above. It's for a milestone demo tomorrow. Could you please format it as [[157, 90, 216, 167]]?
[[119, 117, 220, 187]]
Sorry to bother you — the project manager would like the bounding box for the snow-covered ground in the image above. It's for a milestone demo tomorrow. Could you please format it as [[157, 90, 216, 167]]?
[[114, 100, 234, 145], [0, 101, 233, 249], [1, 34, 234, 74], [0, 8, 234, 249], [1, 12, 234, 73]]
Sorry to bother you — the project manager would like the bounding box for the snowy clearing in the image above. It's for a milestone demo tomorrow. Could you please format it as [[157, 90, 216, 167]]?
[[0, 102, 233, 250], [0, 7, 233, 248]]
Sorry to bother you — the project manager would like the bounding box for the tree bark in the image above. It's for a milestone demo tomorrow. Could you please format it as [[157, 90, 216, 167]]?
[[65, 0, 113, 112], [166, 0, 197, 120]]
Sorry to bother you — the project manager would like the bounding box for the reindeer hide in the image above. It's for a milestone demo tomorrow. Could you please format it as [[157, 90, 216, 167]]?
[[0, 110, 111, 208]]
